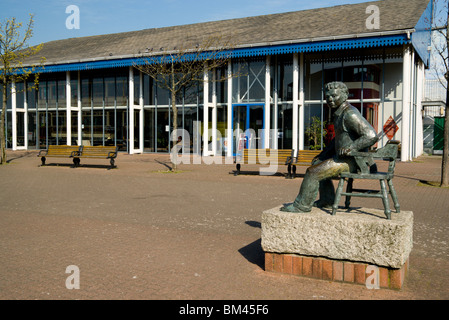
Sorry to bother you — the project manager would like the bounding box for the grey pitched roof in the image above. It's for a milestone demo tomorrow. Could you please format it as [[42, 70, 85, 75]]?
[[25, 0, 430, 66]]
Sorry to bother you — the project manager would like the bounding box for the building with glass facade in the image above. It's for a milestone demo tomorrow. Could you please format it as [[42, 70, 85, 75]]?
[[1, 0, 432, 161]]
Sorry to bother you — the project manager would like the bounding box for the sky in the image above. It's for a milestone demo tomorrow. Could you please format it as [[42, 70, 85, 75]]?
[[1, 0, 375, 46]]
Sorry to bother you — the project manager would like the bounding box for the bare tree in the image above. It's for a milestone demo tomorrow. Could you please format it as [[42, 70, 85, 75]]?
[[0, 14, 44, 164], [134, 35, 236, 171], [431, 0, 449, 186]]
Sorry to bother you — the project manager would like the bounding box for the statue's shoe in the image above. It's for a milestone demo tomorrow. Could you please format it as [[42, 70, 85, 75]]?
[[280, 203, 310, 213]]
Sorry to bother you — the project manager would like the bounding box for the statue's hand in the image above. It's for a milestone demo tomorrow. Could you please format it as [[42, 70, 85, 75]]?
[[311, 156, 320, 165], [339, 148, 353, 157]]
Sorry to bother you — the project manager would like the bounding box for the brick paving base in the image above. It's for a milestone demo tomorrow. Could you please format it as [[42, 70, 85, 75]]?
[[265, 252, 408, 290]]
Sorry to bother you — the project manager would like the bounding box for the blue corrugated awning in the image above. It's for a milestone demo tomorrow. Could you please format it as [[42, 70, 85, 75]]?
[[28, 34, 410, 74]]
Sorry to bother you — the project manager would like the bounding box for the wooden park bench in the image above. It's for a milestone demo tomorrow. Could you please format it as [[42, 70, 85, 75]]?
[[38, 145, 81, 166], [234, 149, 294, 177], [288, 149, 322, 178], [73, 145, 118, 169]]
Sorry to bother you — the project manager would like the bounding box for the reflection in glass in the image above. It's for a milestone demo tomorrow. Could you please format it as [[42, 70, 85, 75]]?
[[16, 112, 25, 147], [28, 111, 37, 148], [144, 108, 155, 152]]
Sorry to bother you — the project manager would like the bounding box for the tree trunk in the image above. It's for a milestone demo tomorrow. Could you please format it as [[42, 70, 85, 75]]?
[[171, 66, 178, 171], [0, 84, 7, 165]]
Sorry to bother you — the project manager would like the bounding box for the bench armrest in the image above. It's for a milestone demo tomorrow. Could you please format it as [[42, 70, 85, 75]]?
[[107, 151, 117, 159], [38, 150, 48, 157], [71, 150, 81, 157]]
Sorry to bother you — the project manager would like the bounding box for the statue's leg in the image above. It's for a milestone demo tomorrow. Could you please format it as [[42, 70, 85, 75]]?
[[314, 179, 335, 208], [281, 158, 350, 213]]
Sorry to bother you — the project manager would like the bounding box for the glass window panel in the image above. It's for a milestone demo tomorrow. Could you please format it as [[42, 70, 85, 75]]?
[[216, 105, 227, 154], [27, 81, 37, 109], [16, 82, 25, 108], [81, 78, 91, 108], [363, 61, 382, 99], [37, 81, 47, 109], [82, 110, 92, 145], [215, 67, 227, 104], [57, 79, 66, 108], [363, 102, 379, 134], [47, 111, 57, 145], [156, 80, 169, 105], [133, 110, 141, 149], [277, 56, 293, 102], [384, 62, 403, 100], [37, 111, 46, 148], [278, 103, 293, 149], [104, 109, 115, 146], [248, 60, 265, 102], [184, 81, 199, 105], [27, 111, 37, 148], [134, 73, 140, 105], [156, 107, 169, 152], [144, 108, 155, 152], [6, 111, 12, 147], [6, 84, 12, 110], [47, 80, 57, 109], [92, 110, 103, 146], [305, 56, 322, 101], [343, 60, 363, 100], [116, 108, 128, 151], [70, 72, 78, 108], [183, 106, 199, 154], [57, 110, 66, 145], [143, 74, 154, 105], [92, 78, 103, 107], [304, 104, 324, 150], [71, 111, 78, 145], [16, 112, 25, 147], [116, 76, 128, 106], [104, 77, 115, 107], [324, 60, 342, 85], [232, 60, 248, 103]]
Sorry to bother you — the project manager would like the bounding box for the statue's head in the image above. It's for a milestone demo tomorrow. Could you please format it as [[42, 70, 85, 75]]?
[[324, 81, 348, 109]]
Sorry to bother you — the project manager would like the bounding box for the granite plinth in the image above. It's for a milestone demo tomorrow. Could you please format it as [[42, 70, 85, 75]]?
[[261, 206, 413, 269]]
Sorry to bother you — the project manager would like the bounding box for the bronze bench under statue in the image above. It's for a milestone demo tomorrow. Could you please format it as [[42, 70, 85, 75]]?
[[332, 140, 401, 219]]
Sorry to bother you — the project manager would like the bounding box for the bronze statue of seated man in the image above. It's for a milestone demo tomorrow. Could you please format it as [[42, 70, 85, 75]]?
[[281, 81, 378, 213]]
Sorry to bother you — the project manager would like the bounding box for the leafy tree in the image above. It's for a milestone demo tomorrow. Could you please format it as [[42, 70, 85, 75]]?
[[305, 116, 327, 150], [0, 14, 44, 164], [134, 35, 235, 170]]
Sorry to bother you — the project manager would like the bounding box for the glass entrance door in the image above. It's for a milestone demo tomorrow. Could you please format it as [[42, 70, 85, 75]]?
[[232, 104, 264, 154]]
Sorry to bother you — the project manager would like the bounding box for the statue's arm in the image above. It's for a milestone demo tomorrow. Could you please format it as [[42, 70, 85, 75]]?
[[343, 112, 378, 154]]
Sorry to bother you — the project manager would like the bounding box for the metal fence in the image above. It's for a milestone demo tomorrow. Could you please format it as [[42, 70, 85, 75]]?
[[424, 79, 447, 102]]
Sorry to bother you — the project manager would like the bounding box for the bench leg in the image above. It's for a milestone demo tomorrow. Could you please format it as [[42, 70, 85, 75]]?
[[344, 178, 353, 209], [380, 179, 392, 220], [287, 164, 292, 179], [110, 158, 115, 169], [41, 157, 46, 166], [387, 179, 400, 213], [292, 165, 297, 179], [332, 178, 345, 215], [234, 163, 241, 176], [73, 158, 80, 167]]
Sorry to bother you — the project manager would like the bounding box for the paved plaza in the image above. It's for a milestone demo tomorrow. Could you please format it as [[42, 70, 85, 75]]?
[[0, 150, 448, 300]]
